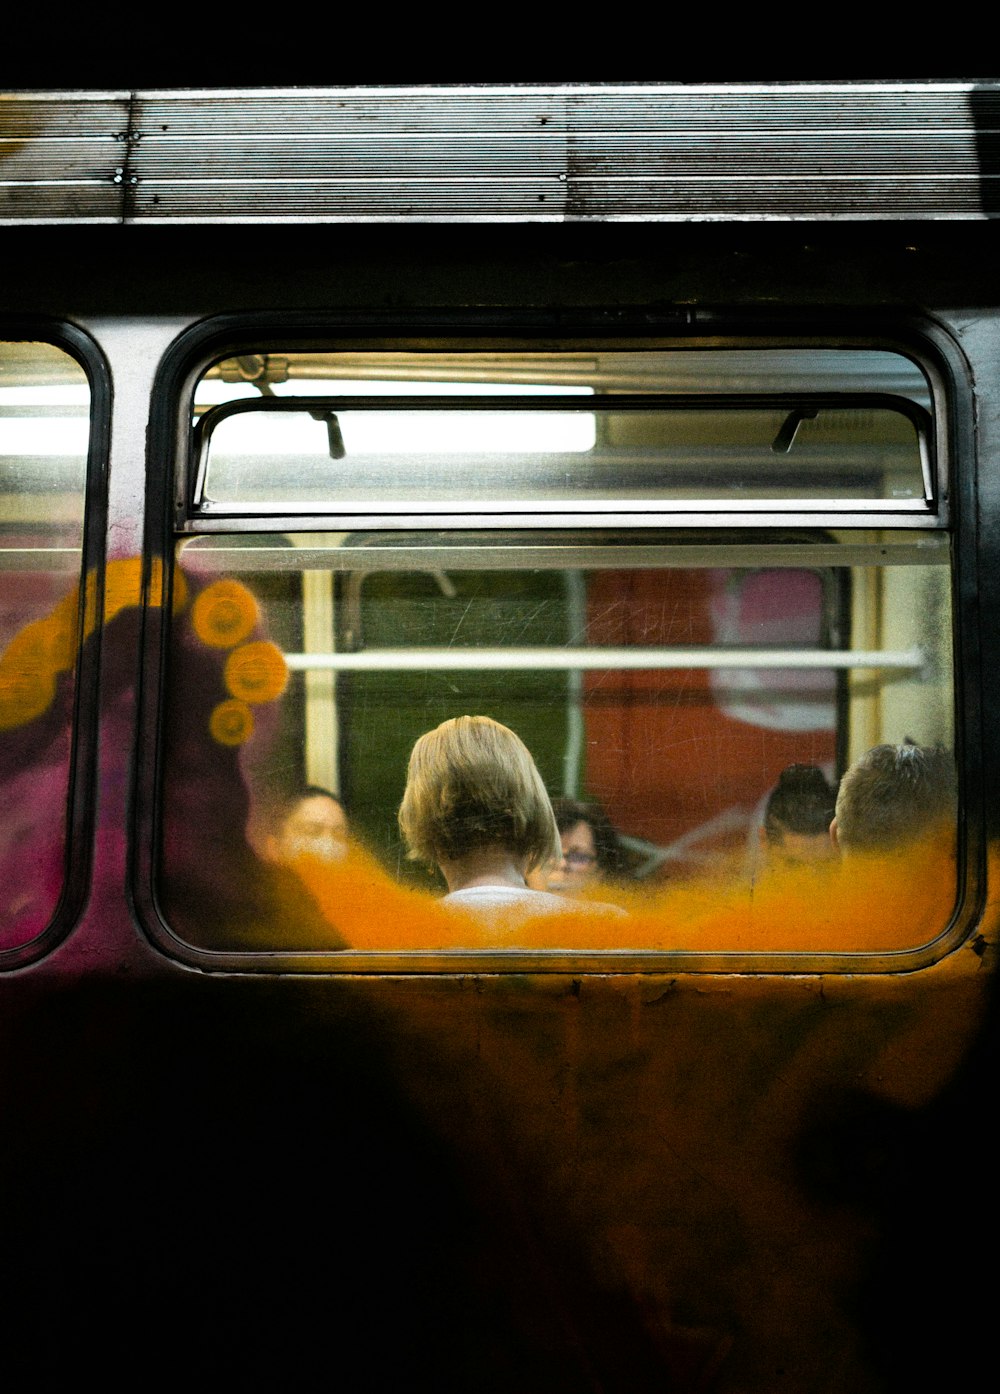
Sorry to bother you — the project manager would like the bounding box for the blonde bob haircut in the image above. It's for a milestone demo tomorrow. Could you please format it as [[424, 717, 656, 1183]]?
[[398, 715, 561, 870]]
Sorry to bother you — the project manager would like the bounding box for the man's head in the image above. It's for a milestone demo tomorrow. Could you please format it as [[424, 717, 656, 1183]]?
[[762, 764, 839, 865], [832, 744, 957, 854]]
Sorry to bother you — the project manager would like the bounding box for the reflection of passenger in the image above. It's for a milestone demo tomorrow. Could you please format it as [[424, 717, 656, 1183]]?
[[542, 798, 630, 893], [266, 786, 349, 864], [831, 743, 957, 854], [398, 715, 616, 919], [760, 765, 839, 865]]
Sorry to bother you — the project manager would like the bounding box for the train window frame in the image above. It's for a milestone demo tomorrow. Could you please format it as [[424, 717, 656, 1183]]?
[[133, 313, 981, 976], [0, 320, 109, 972]]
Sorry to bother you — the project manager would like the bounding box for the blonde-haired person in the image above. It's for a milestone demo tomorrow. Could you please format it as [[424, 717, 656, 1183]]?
[[399, 715, 623, 922]]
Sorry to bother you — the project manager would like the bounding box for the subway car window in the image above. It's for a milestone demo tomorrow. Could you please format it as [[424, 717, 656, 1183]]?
[[0, 340, 89, 952], [158, 346, 956, 960]]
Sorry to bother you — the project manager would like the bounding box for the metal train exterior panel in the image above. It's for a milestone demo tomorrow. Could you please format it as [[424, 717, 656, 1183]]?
[[1, 86, 998, 1390]]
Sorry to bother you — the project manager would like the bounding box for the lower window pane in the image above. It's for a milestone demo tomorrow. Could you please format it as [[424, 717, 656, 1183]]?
[[158, 532, 957, 958]]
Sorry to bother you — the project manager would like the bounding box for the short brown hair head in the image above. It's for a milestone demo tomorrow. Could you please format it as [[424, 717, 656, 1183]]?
[[834, 743, 957, 853], [764, 765, 838, 845], [398, 715, 560, 870]]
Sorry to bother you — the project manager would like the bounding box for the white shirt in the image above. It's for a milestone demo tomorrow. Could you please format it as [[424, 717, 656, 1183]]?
[[443, 884, 626, 920]]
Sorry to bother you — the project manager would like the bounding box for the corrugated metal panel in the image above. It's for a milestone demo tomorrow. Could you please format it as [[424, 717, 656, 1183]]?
[[2, 84, 999, 224], [0, 92, 132, 222]]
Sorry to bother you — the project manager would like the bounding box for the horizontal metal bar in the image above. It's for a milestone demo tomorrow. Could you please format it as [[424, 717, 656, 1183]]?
[[0, 547, 82, 571], [179, 540, 950, 571], [181, 508, 948, 534], [199, 389, 918, 413], [284, 645, 925, 672], [194, 496, 933, 517]]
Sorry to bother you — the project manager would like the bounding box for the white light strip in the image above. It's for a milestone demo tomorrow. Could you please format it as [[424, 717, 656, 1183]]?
[[0, 420, 90, 455], [209, 409, 596, 456], [284, 646, 924, 672]]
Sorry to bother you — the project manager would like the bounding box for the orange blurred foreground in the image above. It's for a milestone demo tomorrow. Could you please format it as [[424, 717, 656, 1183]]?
[[290, 828, 961, 954]]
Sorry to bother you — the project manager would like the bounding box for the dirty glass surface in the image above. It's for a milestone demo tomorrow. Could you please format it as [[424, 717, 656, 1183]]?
[[0, 341, 90, 952], [156, 347, 957, 959], [196, 398, 928, 511], [189, 348, 936, 516], [161, 530, 956, 956]]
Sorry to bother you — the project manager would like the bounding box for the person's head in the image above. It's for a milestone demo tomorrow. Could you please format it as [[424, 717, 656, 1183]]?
[[398, 715, 560, 874], [761, 764, 839, 864], [832, 743, 957, 855], [267, 786, 349, 864], [546, 798, 627, 891]]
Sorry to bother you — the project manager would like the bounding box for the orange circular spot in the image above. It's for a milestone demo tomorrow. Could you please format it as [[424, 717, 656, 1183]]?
[[209, 698, 254, 746], [224, 640, 288, 705], [191, 580, 259, 649]]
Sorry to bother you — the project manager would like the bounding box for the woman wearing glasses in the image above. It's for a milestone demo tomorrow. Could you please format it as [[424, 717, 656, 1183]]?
[[543, 798, 631, 895]]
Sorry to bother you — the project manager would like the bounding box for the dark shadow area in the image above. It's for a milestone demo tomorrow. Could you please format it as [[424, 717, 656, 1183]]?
[[0, 974, 677, 1391], [969, 87, 1000, 215], [796, 975, 1000, 1390]]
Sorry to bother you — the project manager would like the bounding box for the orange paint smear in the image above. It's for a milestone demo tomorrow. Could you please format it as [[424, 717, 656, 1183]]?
[[291, 829, 970, 954], [0, 619, 63, 728], [0, 557, 189, 731]]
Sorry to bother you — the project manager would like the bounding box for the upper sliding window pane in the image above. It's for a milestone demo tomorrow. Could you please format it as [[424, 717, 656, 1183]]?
[[189, 350, 936, 518], [0, 340, 90, 954]]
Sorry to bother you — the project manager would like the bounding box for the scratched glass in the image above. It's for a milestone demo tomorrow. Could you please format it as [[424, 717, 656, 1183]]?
[[157, 347, 956, 958], [0, 341, 90, 954], [164, 530, 955, 955], [196, 400, 928, 512], [190, 348, 935, 515]]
